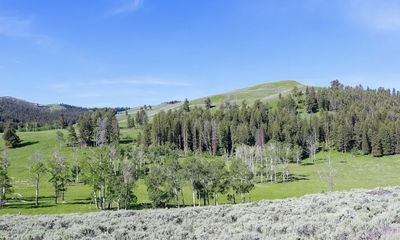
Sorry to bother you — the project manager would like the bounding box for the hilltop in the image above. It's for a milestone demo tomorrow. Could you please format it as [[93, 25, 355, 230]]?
[[118, 80, 304, 121], [0, 97, 89, 128], [1, 187, 399, 239]]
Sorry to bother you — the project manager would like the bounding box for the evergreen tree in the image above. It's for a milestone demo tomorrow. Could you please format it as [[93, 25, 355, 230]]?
[[2, 124, 20, 148], [127, 114, 135, 128], [59, 113, 67, 129], [182, 98, 190, 112], [361, 130, 370, 155], [67, 125, 78, 147], [306, 87, 319, 113], [380, 125, 395, 155], [371, 132, 383, 157], [205, 98, 212, 109]]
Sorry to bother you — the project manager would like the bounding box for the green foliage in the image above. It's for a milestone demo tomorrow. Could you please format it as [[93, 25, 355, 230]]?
[[77, 109, 119, 147], [182, 98, 190, 112], [2, 124, 20, 148], [127, 114, 135, 128], [0, 151, 12, 207], [47, 150, 69, 204], [146, 164, 174, 208], [205, 97, 212, 109], [66, 125, 78, 147]]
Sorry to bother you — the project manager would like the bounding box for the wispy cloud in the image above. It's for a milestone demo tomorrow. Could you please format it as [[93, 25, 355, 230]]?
[[50, 77, 191, 91], [0, 14, 52, 46], [346, 0, 400, 32], [0, 15, 32, 37], [109, 0, 144, 15]]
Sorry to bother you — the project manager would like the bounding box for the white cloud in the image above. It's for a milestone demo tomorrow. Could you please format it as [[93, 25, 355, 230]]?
[[346, 0, 400, 32], [109, 0, 144, 15], [50, 77, 191, 91]]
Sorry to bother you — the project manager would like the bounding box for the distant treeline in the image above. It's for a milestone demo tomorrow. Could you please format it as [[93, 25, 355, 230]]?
[[0, 97, 130, 132], [141, 80, 400, 158], [0, 97, 88, 131]]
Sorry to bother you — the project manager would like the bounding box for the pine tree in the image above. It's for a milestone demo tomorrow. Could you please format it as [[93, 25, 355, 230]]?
[[182, 98, 190, 112], [59, 113, 67, 129], [205, 98, 212, 109], [361, 130, 370, 155], [127, 114, 135, 128], [371, 132, 382, 157], [380, 125, 394, 155], [67, 125, 78, 147], [2, 124, 20, 148]]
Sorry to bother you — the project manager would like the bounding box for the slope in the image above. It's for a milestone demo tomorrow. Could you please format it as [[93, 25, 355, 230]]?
[[118, 80, 304, 123]]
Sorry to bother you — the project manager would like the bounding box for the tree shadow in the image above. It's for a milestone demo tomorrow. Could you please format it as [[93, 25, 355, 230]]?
[[119, 139, 134, 144], [15, 141, 39, 148], [301, 162, 314, 166], [271, 173, 310, 184]]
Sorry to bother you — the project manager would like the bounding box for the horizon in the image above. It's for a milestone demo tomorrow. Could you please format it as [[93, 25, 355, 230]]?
[[1, 0, 400, 107]]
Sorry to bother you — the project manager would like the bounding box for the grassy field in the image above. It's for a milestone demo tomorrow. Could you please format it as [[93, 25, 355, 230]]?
[[1, 127, 400, 215]]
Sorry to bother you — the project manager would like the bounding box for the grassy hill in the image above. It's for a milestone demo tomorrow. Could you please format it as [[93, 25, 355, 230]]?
[[117, 80, 304, 124]]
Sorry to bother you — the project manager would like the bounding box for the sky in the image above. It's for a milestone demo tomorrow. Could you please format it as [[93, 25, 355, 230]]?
[[1, 0, 400, 107]]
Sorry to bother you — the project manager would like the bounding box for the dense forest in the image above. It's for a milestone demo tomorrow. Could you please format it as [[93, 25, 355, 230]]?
[[0, 97, 89, 131], [141, 80, 400, 158], [0, 97, 130, 132]]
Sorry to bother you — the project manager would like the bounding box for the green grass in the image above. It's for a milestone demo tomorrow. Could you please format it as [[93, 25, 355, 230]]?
[[1, 128, 400, 215]]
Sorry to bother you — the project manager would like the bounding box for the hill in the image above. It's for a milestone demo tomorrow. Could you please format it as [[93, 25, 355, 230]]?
[[0, 97, 89, 129], [1, 187, 399, 239], [117, 80, 304, 121]]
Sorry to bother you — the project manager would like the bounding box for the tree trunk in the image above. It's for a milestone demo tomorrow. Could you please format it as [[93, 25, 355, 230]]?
[[35, 174, 39, 205], [192, 187, 196, 207], [175, 188, 180, 208], [0, 187, 3, 208], [54, 180, 58, 204], [61, 182, 65, 202], [181, 189, 185, 206]]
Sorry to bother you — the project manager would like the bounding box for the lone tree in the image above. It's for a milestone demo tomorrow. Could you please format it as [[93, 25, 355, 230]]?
[[0, 151, 12, 208], [182, 98, 190, 112], [205, 98, 212, 109], [48, 150, 69, 204], [2, 124, 20, 148], [30, 151, 46, 206]]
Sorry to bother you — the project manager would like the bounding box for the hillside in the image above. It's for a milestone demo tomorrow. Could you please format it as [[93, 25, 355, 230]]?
[[117, 80, 304, 121], [1, 187, 399, 239], [0, 97, 89, 128]]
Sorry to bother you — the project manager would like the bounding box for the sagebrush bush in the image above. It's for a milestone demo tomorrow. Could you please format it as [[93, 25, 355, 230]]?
[[2, 187, 400, 239]]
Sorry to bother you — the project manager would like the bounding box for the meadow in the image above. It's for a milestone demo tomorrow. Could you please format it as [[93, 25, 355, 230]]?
[[1, 126, 400, 215]]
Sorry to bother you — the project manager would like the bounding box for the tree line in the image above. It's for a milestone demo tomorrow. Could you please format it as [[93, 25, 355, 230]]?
[[140, 80, 400, 158]]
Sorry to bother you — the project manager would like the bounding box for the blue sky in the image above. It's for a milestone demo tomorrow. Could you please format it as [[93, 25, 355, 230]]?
[[1, 0, 400, 107]]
